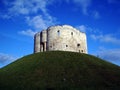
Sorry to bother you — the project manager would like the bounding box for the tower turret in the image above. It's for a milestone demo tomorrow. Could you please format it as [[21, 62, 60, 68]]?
[[34, 32, 40, 53], [41, 30, 47, 51]]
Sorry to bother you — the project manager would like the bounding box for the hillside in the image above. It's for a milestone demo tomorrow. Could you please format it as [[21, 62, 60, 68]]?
[[0, 51, 120, 90]]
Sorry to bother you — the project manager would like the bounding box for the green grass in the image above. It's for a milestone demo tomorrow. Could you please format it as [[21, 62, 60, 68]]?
[[0, 51, 120, 90]]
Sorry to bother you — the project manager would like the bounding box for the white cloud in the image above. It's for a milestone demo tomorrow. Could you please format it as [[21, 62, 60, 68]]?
[[19, 15, 57, 37], [3, 0, 58, 36], [18, 29, 36, 37], [2, 0, 55, 20], [0, 53, 16, 68], [97, 49, 120, 66], [73, 0, 92, 15], [26, 16, 47, 30], [7, 0, 49, 15], [2, 0, 98, 19], [72, 0, 101, 18], [76, 25, 101, 34], [91, 34, 120, 45], [76, 25, 87, 32], [26, 15, 57, 30], [58, 0, 92, 15], [27, 16, 48, 30]]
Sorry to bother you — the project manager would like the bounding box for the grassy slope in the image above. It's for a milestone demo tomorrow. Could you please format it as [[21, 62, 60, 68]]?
[[0, 51, 120, 90]]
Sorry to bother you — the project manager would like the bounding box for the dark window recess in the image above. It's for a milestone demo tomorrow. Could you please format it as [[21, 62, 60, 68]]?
[[71, 32, 73, 35], [50, 46, 52, 48], [81, 50, 83, 52], [57, 30, 60, 36], [77, 44, 80, 47], [66, 45, 68, 47]]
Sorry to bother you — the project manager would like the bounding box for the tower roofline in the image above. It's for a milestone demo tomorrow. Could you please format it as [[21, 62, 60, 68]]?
[[47, 24, 86, 34]]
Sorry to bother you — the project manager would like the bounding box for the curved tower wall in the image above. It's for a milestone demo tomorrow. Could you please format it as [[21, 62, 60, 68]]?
[[34, 25, 88, 53], [47, 25, 87, 53], [34, 32, 40, 53], [41, 30, 47, 42], [41, 30, 47, 51]]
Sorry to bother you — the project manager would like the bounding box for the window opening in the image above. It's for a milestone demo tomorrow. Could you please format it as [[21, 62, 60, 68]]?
[[57, 30, 60, 36], [77, 43, 80, 47], [66, 45, 68, 47], [81, 50, 83, 52], [71, 32, 73, 35]]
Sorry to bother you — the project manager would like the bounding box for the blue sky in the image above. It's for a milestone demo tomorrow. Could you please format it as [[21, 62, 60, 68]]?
[[0, 0, 120, 68]]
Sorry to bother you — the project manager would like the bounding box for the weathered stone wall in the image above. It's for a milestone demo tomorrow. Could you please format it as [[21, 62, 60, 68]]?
[[34, 25, 87, 53], [41, 30, 47, 42], [34, 32, 41, 53]]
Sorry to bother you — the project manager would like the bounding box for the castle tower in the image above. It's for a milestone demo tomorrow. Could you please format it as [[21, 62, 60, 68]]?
[[34, 25, 88, 54], [41, 30, 47, 51], [34, 32, 41, 53]]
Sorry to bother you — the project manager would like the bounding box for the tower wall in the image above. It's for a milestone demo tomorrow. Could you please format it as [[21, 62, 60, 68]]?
[[41, 30, 47, 42], [47, 25, 87, 53], [34, 32, 41, 53], [41, 30, 47, 51], [34, 25, 88, 54]]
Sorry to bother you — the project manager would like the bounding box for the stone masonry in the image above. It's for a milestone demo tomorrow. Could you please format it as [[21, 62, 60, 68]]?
[[34, 25, 87, 53]]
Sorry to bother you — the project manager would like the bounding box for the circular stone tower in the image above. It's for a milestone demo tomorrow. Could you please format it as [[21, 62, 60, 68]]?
[[34, 32, 41, 53], [34, 25, 87, 53]]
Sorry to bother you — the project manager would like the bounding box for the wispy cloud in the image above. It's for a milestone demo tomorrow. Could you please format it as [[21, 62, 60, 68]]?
[[2, 0, 99, 19], [76, 25, 87, 32], [72, 0, 101, 18], [73, 0, 92, 15], [3, 0, 56, 22], [0, 53, 17, 68], [76, 25, 102, 34], [4, 0, 51, 16], [20, 15, 58, 37], [18, 29, 36, 37], [3, 0, 58, 37], [92, 11, 100, 19], [97, 48, 120, 66], [48, 0, 93, 15], [91, 34, 120, 45], [2, 0, 99, 37], [26, 15, 57, 30]]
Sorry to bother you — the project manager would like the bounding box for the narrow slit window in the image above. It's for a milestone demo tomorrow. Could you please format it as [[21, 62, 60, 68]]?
[[57, 30, 60, 36], [81, 50, 83, 53], [71, 32, 73, 35], [77, 43, 80, 47]]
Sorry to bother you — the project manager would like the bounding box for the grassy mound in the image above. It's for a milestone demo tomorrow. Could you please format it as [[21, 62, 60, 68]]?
[[0, 51, 120, 90]]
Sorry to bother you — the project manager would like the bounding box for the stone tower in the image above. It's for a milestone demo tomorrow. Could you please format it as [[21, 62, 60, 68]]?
[[34, 25, 87, 53]]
